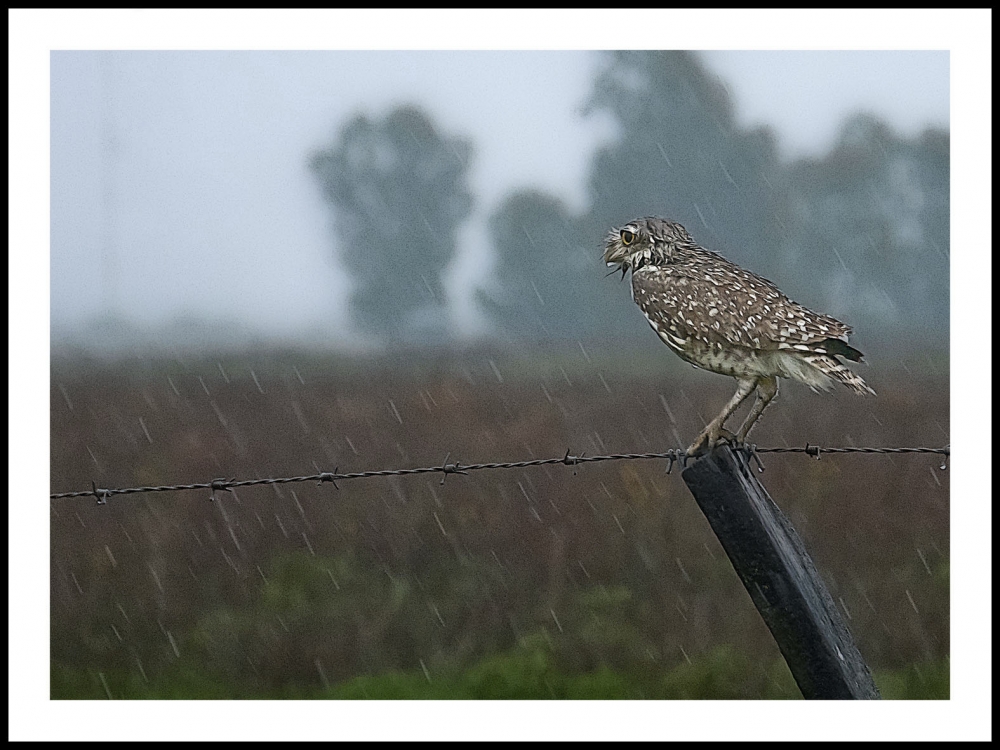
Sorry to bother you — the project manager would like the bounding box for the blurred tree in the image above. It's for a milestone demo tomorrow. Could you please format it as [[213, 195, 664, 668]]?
[[781, 114, 950, 346], [584, 51, 788, 300], [480, 190, 622, 341], [310, 106, 473, 345]]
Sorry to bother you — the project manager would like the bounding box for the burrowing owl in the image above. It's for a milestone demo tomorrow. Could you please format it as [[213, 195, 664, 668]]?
[[603, 217, 875, 455]]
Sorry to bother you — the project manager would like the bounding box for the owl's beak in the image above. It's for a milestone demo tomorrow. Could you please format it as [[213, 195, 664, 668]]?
[[603, 242, 629, 269], [603, 243, 630, 280]]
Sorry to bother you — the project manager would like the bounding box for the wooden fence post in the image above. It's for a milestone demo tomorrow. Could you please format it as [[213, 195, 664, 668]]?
[[681, 444, 880, 700]]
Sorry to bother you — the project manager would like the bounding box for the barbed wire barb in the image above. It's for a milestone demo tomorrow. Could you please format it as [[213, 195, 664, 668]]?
[[562, 449, 586, 475], [437, 453, 467, 485], [740, 445, 766, 473], [663, 454, 676, 475], [91, 480, 111, 506], [316, 468, 339, 489], [50, 444, 950, 502], [209, 478, 235, 502]]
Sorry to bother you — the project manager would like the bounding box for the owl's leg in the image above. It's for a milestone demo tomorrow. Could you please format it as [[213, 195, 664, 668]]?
[[687, 378, 757, 455], [736, 376, 778, 443]]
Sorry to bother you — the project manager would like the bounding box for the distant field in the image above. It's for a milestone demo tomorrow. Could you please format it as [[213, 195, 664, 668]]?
[[50, 346, 950, 699]]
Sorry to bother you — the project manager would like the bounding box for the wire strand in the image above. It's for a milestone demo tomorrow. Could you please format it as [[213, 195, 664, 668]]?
[[50, 444, 950, 502]]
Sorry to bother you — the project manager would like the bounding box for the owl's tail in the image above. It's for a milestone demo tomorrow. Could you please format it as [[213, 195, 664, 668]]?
[[804, 354, 877, 396]]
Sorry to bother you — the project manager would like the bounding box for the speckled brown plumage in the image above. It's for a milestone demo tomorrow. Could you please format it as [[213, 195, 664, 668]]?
[[603, 217, 875, 454]]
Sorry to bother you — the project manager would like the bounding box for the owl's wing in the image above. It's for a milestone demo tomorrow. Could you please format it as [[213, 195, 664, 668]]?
[[631, 264, 853, 354]]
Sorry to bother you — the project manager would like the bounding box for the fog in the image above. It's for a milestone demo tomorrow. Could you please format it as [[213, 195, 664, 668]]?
[[50, 50, 948, 350]]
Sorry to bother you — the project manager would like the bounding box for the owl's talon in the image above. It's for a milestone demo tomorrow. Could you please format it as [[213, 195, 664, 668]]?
[[685, 440, 707, 458], [686, 427, 737, 457], [715, 428, 737, 445]]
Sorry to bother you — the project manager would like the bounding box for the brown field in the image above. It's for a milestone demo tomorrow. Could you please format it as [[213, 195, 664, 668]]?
[[50, 345, 949, 698]]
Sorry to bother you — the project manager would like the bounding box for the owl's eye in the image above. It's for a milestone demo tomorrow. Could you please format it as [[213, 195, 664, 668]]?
[[621, 229, 635, 245]]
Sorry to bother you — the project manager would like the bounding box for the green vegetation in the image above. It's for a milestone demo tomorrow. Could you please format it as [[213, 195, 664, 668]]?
[[51, 638, 947, 700], [874, 660, 950, 701], [51, 548, 948, 700]]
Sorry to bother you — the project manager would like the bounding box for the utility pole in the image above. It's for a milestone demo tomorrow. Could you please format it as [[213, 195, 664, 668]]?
[[99, 52, 120, 317]]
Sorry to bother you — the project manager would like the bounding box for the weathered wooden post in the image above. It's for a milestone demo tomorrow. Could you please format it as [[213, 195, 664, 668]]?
[[681, 444, 880, 699]]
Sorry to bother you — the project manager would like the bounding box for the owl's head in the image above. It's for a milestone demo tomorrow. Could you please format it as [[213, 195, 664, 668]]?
[[603, 217, 695, 273]]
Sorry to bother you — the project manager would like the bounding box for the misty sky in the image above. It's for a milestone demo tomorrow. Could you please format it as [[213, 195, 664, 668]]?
[[50, 51, 949, 344]]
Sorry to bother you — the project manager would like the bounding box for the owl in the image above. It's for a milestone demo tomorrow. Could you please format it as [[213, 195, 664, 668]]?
[[604, 217, 875, 455]]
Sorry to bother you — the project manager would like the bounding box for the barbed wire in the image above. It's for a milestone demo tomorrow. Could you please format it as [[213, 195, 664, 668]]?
[[50, 444, 950, 503]]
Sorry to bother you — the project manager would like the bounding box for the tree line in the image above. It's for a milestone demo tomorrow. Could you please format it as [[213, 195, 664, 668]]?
[[310, 51, 949, 349]]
